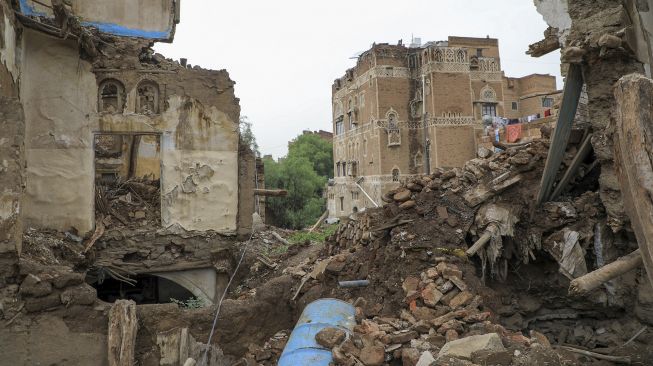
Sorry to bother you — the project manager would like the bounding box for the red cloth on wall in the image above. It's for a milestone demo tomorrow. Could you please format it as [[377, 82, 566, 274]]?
[[506, 124, 523, 143]]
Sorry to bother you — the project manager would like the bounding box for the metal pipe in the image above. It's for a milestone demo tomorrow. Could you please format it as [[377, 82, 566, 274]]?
[[279, 299, 356, 366], [338, 280, 370, 288]]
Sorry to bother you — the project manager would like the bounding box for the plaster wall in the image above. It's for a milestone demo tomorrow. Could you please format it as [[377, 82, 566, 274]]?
[[21, 30, 240, 234], [21, 30, 96, 233], [98, 95, 239, 233]]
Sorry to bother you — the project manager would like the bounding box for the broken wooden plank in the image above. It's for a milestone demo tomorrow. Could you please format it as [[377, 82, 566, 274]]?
[[557, 346, 631, 364], [568, 249, 642, 296], [271, 231, 290, 246], [492, 140, 533, 150], [613, 73, 653, 287], [309, 211, 329, 233], [464, 174, 522, 207], [549, 132, 593, 200], [370, 219, 414, 232], [466, 224, 499, 257], [83, 216, 105, 253], [536, 63, 584, 205], [108, 300, 137, 366], [254, 188, 288, 197], [527, 27, 560, 57]]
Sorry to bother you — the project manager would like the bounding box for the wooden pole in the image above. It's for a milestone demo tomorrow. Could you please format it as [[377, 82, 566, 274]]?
[[466, 224, 498, 256], [536, 63, 584, 205], [108, 300, 138, 366], [309, 211, 329, 233], [550, 132, 593, 200], [254, 188, 287, 197], [614, 73, 653, 287], [568, 249, 642, 296]]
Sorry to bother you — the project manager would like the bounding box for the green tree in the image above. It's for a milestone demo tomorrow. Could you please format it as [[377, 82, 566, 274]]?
[[239, 116, 260, 157], [263, 132, 333, 229], [287, 134, 333, 178]]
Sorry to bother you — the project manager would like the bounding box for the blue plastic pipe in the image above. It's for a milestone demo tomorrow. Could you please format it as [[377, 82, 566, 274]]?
[[278, 298, 356, 366]]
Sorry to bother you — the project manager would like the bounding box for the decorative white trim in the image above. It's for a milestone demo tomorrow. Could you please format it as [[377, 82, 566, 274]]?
[[480, 85, 497, 102], [470, 71, 503, 81], [334, 66, 411, 100]]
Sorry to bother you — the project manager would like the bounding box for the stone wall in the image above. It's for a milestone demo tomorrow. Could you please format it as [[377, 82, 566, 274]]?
[[0, 98, 24, 287]]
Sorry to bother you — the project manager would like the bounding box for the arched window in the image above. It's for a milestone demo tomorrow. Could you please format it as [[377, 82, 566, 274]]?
[[456, 49, 466, 63], [392, 168, 400, 182], [136, 80, 159, 114], [434, 49, 444, 62], [387, 112, 400, 146], [99, 79, 125, 113], [480, 85, 497, 102], [415, 151, 423, 167]]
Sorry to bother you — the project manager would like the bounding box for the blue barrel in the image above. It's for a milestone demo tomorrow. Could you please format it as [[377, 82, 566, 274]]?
[[278, 298, 356, 366]]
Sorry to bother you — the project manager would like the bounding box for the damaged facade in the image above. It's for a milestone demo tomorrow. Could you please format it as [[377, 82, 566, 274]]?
[[0, 0, 262, 364], [532, 0, 653, 289], [328, 37, 560, 218]]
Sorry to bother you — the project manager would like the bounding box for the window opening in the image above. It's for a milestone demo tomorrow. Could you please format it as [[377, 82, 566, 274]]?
[[99, 79, 125, 113], [94, 133, 161, 229]]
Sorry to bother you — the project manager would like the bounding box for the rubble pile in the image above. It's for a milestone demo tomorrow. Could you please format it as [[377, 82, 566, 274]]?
[[95, 178, 161, 230], [238, 138, 653, 364], [318, 261, 572, 366]]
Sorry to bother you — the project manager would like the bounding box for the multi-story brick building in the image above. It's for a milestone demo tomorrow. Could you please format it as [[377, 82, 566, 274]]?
[[327, 36, 559, 218]]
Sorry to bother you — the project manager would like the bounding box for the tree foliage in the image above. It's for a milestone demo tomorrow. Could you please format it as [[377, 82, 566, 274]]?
[[264, 133, 333, 229], [239, 116, 260, 157], [287, 134, 334, 178]]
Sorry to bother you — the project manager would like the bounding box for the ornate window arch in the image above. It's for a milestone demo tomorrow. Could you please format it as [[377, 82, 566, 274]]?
[[392, 167, 400, 182], [386, 108, 401, 146], [415, 151, 423, 167], [480, 85, 497, 102], [136, 80, 160, 114], [456, 49, 466, 63], [433, 48, 444, 62], [98, 79, 125, 113]]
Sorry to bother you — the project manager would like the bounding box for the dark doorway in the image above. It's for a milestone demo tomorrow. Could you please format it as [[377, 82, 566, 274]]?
[[87, 273, 195, 305]]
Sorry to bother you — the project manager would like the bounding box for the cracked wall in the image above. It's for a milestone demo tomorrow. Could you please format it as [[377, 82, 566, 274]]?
[[19, 29, 242, 235]]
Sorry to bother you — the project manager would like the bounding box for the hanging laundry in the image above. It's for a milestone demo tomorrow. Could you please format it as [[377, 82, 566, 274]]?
[[506, 123, 522, 143], [544, 109, 551, 117]]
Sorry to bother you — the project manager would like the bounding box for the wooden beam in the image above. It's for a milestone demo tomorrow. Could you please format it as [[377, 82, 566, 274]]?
[[309, 211, 329, 233], [569, 249, 642, 296], [536, 63, 584, 205], [254, 188, 287, 197], [613, 73, 653, 286], [108, 300, 137, 366], [549, 132, 593, 200]]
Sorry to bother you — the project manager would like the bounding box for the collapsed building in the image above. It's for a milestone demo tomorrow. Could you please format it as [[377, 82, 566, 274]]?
[[327, 36, 560, 218], [0, 0, 267, 364], [3, 0, 653, 365]]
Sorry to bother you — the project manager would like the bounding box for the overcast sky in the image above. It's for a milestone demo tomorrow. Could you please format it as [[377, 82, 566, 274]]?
[[155, 1, 561, 158]]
